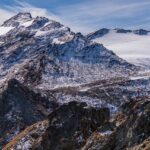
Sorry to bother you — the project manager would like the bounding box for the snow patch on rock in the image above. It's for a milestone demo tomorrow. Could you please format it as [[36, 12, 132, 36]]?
[[0, 26, 14, 36]]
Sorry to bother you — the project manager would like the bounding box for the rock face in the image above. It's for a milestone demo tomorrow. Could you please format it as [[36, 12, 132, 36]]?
[[3, 101, 110, 150], [3, 120, 49, 150], [3, 97, 150, 150], [114, 98, 150, 150], [83, 98, 150, 150], [0, 79, 58, 148], [2, 77, 150, 149], [40, 101, 109, 150]]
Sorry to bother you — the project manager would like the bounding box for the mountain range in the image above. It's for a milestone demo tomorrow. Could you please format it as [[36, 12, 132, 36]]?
[[87, 28, 150, 69], [0, 13, 137, 89], [0, 13, 150, 150]]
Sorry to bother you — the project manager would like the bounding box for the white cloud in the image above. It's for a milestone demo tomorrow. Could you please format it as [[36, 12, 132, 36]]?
[[0, 0, 60, 25], [6, 0, 59, 21], [0, 0, 150, 33], [0, 9, 15, 25], [55, 0, 150, 33]]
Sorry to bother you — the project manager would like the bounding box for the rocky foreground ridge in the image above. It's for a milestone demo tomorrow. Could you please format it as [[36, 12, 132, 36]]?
[[2, 84, 150, 150], [0, 13, 149, 150]]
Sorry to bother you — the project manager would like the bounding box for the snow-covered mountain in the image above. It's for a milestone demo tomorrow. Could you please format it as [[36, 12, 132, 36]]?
[[0, 13, 136, 89], [87, 28, 150, 68], [0, 13, 150, 150]]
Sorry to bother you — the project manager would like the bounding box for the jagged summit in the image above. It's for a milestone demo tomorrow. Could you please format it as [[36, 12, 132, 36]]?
[[2, 12, 32, 27], [15, 12, 32, 19]]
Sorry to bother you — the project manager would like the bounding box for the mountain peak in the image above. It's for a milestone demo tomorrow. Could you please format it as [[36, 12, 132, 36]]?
[[133, 29, 150, 35], [15, 12, 32, 19], [2, 12, 32, 27], [87, 28, 109, 40]]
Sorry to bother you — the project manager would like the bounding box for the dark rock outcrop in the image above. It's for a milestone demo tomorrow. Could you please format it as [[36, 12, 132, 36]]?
[[0, 79, 58, 148], [2, 84, 150, 150], [40, 101, 109, 150], [87, 28, 109, 40], [3, 101, 110, 150], [83, 98, 150, 150], [133, 29, 150, 35], [115, 28, 132, 33]]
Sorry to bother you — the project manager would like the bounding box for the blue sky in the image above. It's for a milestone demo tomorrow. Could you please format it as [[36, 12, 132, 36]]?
[[0, 0, 150, 33]]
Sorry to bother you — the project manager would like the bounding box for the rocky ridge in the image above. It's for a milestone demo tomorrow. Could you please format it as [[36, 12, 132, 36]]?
[[87, 28, 150, 40], [3, 94, 150, 150]]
